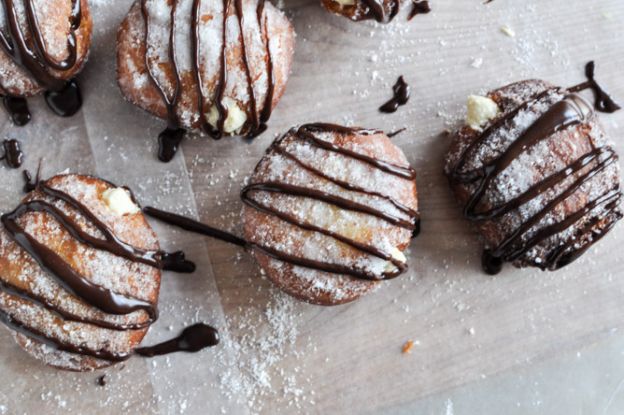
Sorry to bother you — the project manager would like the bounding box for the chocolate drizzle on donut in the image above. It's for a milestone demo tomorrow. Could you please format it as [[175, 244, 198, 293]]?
[[0, 0, 84, 123], [1, 138, 24, 168], [448, 87, 622, 274], [0, 176, 219, 363], [141, 0, 277, 161], [380, 76, 410, 113], [144, 123, 420, 281]]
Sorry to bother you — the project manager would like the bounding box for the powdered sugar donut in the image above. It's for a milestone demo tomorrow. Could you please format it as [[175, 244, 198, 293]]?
[[0, 174, 161, 371], [242, 123, 419, 305], [117, 0, 296, 161], [444, 78, 622, 275]]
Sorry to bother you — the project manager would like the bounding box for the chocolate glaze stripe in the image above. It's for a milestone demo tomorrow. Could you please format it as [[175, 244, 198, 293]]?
[[235, 0, 259, 134], [41, 179, 195, 273], [0, 279, 150, 331], [492, 151, 620, 263], [1, 202, 158, 319], [273, 145, 418, 222], [296, 123, 417, 180], [451, 88, 557, 184], [140, 0, 182, 129], [257, 0, 275, 130], [0, 306, 132, 362], [546, 195, 622, 268], [462, 95, 593, 219], [191, 0, 228, 139], [448, 87, 622, 273], [241, 186, 408, 272], [243, 181, 416, 230], [25, 0, 81, 71], [143, 206, 405, 280]]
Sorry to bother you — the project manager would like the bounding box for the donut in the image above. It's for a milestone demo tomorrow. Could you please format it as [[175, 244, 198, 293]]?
[[0, 0, 92, 124], [116, 0, 296, 161], [241, 123, 420, 305], [0, 173, 218, 371], [444, 73, 622, 275]]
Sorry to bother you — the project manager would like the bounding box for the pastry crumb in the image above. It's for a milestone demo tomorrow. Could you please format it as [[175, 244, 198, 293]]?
[[402, 340, 415, 354]]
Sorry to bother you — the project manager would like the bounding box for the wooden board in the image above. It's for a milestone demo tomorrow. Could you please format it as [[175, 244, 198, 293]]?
[[0, 0, 623, 413]]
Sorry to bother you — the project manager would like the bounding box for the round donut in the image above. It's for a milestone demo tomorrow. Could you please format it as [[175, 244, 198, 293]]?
[[242, 123, 419, 305], [444, 79, 622, 274], [117, 0, 295, 139], [0, 174, 161, 371]]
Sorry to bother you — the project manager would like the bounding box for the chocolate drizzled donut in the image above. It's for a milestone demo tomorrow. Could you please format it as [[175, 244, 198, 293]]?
[[445, 79, 622, 275], [117, 0, 295, 162], [0, 0, 92, 123], [243, 123, 419, 304], [0, 174, 217, 371]]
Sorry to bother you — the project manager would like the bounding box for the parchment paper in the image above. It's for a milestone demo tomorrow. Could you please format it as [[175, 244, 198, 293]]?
[[1, 0, 624, 414]]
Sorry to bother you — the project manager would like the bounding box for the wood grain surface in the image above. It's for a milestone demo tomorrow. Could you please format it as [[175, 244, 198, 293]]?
[[0, 0, 623, 414]]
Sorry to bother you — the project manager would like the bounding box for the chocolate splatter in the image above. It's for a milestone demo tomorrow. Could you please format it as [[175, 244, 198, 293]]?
[[380, 76, 410, 113]]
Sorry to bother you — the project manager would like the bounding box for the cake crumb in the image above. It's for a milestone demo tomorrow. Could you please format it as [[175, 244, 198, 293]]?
[[402, 340, 415, 354], [500, 25, 516, 38]]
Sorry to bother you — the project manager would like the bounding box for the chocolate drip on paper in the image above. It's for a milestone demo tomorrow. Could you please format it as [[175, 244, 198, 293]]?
[[387, 128, 406, 138], [2, 96, 31, 126], [448, 87, 622, 275], [141, 0, 277, 161], [408, 1, 430, 20], [22, 164, 41, 193], [1, 138, 24, 168], [0, 0, 84, 123], [135, 323, 220, 357], [380, 76, 410, 113], [44, 79, 82, 117], [145, 123, 420, 281], [569, 61, 621, 113]]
